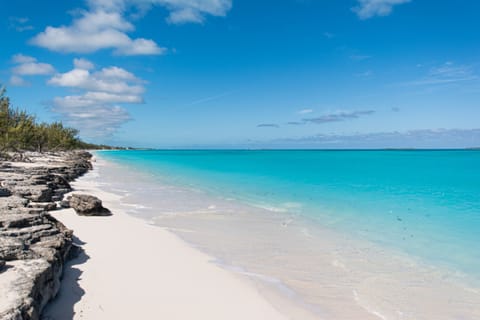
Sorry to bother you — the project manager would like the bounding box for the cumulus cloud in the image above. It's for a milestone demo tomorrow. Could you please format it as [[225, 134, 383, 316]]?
[[74, 58, 95, 70], [11, 54, 55, 75], [353, 0, 411, 20], [9, 54, 55, 86], [48, 66, 144, 95], [302, 110, 375, 124], [31, 10, 164, 55], [48, 60, 146, 137], [31, 0, 232, 55], [12, 54, 37, 64], [12, 62, 56, 76]]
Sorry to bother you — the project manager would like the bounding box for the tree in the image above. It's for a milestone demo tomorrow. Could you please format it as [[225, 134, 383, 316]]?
[[0, 86, 108, 152]]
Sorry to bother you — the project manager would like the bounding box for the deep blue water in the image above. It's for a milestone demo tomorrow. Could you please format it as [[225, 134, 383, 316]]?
[[98, 150, 480, 278]]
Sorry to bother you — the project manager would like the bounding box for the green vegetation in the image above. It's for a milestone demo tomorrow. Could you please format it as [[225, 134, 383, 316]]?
[[0, 87, 112, 153]]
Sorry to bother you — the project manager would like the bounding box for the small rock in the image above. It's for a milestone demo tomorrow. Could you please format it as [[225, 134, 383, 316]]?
[[0, 259, 5, 271], [0, 187, 11, 197], [59, 200, 70, 208], [67, 194, 111, 216], [51, 195, 62, 202]]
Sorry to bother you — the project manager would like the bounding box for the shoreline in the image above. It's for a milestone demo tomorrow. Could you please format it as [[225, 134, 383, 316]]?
[[2, 151, 479, 319], [91, 152, 480, 319], [41, 155, 288, 319]]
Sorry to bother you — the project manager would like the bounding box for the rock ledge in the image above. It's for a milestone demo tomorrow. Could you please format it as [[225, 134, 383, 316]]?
[[0, 151, 92, 320]]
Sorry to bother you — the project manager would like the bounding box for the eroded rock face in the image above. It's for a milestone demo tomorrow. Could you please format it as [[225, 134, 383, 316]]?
[[0, 151, 92, 320], [67, 194, 111, 216]]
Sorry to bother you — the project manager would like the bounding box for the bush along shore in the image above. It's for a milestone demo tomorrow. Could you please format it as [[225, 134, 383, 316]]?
[[0, 88, 118, 157], [0, 151, 106, 320]]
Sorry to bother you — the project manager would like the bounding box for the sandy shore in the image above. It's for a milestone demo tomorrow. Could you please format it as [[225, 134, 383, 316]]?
[[42, 164, 287, 319]]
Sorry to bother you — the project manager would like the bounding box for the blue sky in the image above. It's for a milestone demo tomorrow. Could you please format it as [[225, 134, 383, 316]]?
[[1, 0, 480, 148]]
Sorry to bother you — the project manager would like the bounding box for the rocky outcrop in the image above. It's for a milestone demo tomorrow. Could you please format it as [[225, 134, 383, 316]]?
[[0, 151, 93, 320], [67, 194, 111, 216]]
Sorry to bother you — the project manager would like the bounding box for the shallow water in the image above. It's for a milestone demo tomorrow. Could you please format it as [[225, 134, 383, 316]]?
[[94, 150, 480, 319]]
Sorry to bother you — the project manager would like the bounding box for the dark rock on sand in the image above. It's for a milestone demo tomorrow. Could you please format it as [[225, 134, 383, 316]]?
[[67, 194, 111, 216], [59, 200, 70, 209], [0, 188, 11, 197]]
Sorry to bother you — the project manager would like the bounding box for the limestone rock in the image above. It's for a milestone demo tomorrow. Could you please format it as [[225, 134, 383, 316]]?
[[28, 202, 57, 212], [67, 194, 111, 216], [0, 151, 93, 320]]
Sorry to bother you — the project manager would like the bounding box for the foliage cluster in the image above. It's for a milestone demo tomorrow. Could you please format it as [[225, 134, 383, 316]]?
[[0, 88, 108, 152]]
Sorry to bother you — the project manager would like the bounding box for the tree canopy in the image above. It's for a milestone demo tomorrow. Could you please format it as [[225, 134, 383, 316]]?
[[0, 87, 111, 153]]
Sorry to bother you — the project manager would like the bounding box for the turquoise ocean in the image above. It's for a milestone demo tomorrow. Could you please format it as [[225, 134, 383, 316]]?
[[98, 149, 480, 281]]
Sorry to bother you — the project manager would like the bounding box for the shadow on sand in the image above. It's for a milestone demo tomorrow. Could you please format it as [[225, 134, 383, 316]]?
[[41, 236, 90, 320]]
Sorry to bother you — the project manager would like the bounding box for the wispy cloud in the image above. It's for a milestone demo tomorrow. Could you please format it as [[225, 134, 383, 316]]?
[[323, 32, 335, 39], [47, 59, 146, 137], [8, 17, 34, 32], [352, 0, 411, 20], [31, 0, 232, 55], [355, 70, 373, 77], [9, 75, 29, 87], [9, 54, 55, 86], [189, 91, 234, 106], [257, 123, 280, 128], [302, 110, 375, 124], [273, 128, 480, 149], [298, 108, 313, 114], [406, 62, 478, 86], [349, 54, 371, 61]]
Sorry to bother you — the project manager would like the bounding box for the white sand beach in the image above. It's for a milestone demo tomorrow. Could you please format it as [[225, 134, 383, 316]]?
[[42, 166, 288, 320]]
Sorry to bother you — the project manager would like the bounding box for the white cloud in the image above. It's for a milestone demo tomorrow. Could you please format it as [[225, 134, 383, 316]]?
[[31, 10, 165, 55], [298, 108, 313, 114], [167, 7, 204, 24], [48, 66, 144, 95], [90, 0, 232, 24], [12, 54, 37, 64], [9, 54, 55, 86], [74, 58, 95, 70], [48, 60, 146, 137], [12, 62, 55, 75], [406, 62, 478, 86], [9, 75, 29, 87], [8, 16, 34, 32], [31, 0, 232, 55], [353, 0, 411, 20], [115, 38, 162, 55]]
